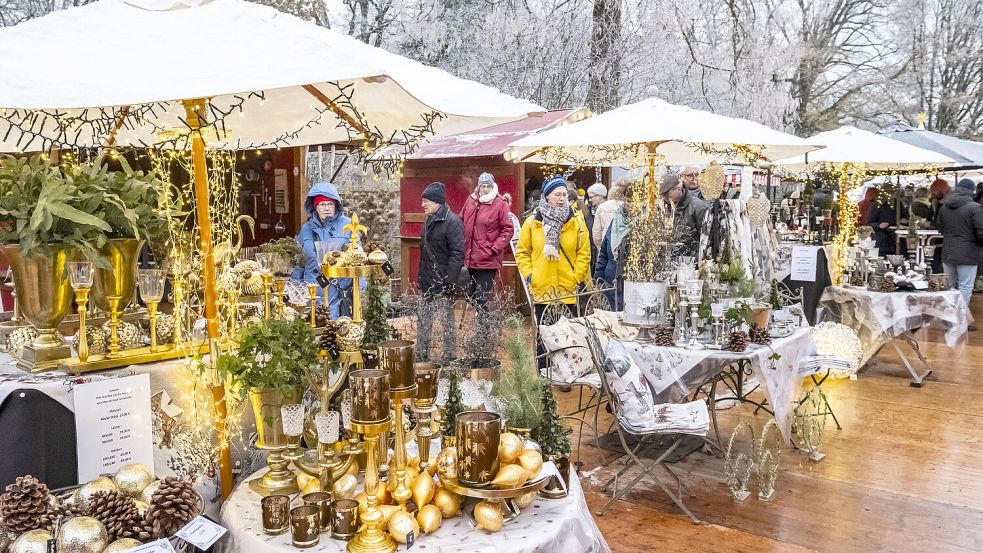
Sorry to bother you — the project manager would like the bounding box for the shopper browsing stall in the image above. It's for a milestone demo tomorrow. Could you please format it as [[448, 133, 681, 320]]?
[[937, 178, 983, 316], [660, 173, 710, 259], [460, 172, 514, 311], [418, 182, 466, 361], [295, 181, 352, 318]]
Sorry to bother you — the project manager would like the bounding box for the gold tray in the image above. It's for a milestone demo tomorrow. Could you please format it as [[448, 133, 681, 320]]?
[[322, 264, 380, 279], [438, 473, 550, 500]]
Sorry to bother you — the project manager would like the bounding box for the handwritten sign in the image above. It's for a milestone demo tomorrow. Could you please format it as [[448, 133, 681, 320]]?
[[790, 246, 819, 282], [74, 374, 154, 482]]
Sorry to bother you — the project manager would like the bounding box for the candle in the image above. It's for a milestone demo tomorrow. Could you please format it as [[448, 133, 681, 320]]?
[[414, 363, 441, 402], [350, 369, 390, 423], [379, 340, 415, 390]]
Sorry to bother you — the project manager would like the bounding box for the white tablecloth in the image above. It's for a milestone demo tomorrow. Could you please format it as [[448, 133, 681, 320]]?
[[218, 468, 610, 553], [615, 328, 816, 443]]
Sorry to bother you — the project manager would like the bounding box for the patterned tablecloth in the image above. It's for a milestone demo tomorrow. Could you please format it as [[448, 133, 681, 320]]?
[[818, 287, 970, 366], [218, 467, 610, 553], [613, 328, 816, 444]]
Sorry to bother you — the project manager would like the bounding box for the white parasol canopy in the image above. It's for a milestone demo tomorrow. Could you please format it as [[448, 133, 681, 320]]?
[[0, 0, 543, 152], [505, 96, 823, 166], [773, 125, 954, 171]]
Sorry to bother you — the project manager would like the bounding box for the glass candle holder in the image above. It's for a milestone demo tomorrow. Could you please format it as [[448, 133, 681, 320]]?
[[136, 269, 166, 303], [261, 494, 290, 535], [349, 369, 391, 424], [314, 410, 340, 444], [302, 492, 332, 532], [290, 504, 320, 548], [67, 261, 94, 290], [330, 499, 359, 540], [413, 363, 440, 402], [379, 340, 415, 391], [456, 411, 502, 487], [281, 404, 305, 461]]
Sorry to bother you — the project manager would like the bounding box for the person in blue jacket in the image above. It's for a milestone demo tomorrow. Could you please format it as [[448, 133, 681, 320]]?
[[293, 181, 352, 318]]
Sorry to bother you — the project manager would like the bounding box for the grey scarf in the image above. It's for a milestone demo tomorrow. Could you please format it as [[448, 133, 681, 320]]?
[[538, 197, 571, 260]]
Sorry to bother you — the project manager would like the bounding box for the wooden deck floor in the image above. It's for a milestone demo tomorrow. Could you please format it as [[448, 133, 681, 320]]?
[[561, 299, 983, 553]]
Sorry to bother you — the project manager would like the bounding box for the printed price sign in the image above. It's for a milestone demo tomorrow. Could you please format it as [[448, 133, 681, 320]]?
[[175, 516, 228, 550]]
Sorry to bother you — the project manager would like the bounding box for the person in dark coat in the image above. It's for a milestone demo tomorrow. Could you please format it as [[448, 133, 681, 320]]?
[[460, 172, 513, 311], [937, 179, 983, 317], [660, 173, 710, 259], [866, 196, 896, 255], [417, 182, 465, 361], [594, 182, 637, 310]]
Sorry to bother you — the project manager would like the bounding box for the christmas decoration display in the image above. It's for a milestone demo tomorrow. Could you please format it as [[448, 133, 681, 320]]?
[[0, 476, 50, 534], [748, 323, 772, 346], [726, 330, 750, 352]]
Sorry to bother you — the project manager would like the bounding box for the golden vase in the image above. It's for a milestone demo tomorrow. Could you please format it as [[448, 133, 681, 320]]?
[[91, 238, 145, 313], [249, 385, 304, 496], [2, 244, 78, 370]]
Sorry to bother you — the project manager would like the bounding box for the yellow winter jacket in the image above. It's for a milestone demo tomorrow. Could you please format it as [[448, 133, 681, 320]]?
[[515, 210, 592, 304]]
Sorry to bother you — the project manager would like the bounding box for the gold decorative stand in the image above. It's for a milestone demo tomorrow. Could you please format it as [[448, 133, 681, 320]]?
[[348, 418, 396, 553]]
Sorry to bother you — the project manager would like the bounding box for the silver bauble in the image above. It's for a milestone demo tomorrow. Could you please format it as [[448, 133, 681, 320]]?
[[72, 326, 108, 355], [6, 326, 38, 357], [76, 477, 118, 510], [233, 259, 260, 277], [56, 517, 108, 553], [139, 480, 161, 504], [0, 527, 16, 553], [8, 529, 51, 553], [113, 463, 154, 498], [103, 538, 143, 553]]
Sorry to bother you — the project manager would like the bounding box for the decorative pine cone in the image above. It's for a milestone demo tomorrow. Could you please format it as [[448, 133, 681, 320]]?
[[145, 477, 197, 539], [233, 259, 260, 277], [879, 279, 898, 293], [653, 326, 675, 347], [216, 268, 240, 293], [314, 304, 331, 328], [153, 312, 175, 343], [0, 475, 51, 534], [725, 331, 749, 353], [241, 273, 265, 296], [748, 324, 771, 345], [38, 499, 87, 530], [927, 279, 941, 292], [89, 490, 141, 541], [6, 326, 38, 357], [73, 326, 109, 355], [102, 321, 143, 350], [850, 272, 866, 286]]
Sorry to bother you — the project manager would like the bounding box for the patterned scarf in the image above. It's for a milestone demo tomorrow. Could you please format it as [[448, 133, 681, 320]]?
[[537, 197, 571, 260]]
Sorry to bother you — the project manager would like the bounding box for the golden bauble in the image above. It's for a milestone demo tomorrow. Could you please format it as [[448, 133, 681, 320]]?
[[498, 432, 523, 464], [408, 455, 420, 471], [411, 473, 435, 508], [113, 463, 155, 498], [302, 478, 321, 495], [346, 458, 360, 477], [375, 480, 390, 504], [367, 250, 388, 265], [490, 464, 530, 489], [139, 479, 161, 504], [56, 516, 109, 553], [356, 491, 368, 513], [387, 511, 419, 544], [378, 505, 399, 526], [296, 471, 316, 492], [405, 466, 420, 482], [9, 529, 51, 553], [431, 487, 461, 518], [518, 449, 544, 476], [416, 504, 442, 534], [77, 477, 118, 510], [333, 474, 358, 500], [514, 491, 536, 509], [473, 500, 504, 532], [104, 538, 143, 553], [434, 447, 457, 481]]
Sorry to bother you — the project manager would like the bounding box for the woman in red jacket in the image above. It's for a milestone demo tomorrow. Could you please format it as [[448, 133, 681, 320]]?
[[460, 172, 514, 310]]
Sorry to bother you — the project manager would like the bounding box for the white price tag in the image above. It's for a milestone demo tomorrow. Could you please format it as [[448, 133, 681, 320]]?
[[175, 516, 228, 550], [912, 280, 928, 290], [121, 538, 177, 553]]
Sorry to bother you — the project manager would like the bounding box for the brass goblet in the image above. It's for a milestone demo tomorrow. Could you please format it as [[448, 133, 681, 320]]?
[[137, 269, 166, 353], [67, 262, 94, 364]]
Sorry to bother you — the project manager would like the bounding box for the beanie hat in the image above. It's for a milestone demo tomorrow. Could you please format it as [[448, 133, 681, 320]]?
[[312, 195, 332, 208], [957, 178, 976, 192], [477, 172, 495, 186], [423, 182, 446, 204], [542, 176, 567, 198], [659, 173, 680, 195], [587, 183, 607, 198]]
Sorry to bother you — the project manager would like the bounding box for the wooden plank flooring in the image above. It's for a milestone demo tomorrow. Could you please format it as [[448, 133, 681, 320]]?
[[560, 299, 983, 553]]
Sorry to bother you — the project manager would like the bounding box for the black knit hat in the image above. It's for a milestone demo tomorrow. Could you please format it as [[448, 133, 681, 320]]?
[[423, 181, 446, 204]]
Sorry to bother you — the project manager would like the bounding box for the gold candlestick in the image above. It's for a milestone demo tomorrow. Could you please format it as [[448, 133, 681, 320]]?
[[348, 419, 396, 553], [67, 262, 95, 364], [262, 273, 273, 319], [390, 386, 416, 512], [75, 288, 91, 363], [147, 300, 160, 353], [106, 295, 122, 358], [308, 283, 318, 328], [274, 277, 287, 319], [412, 363, 440, 469], [228, 289, 239, 340]]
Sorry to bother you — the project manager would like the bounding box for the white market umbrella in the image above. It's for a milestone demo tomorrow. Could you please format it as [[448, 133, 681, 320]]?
[[773, 125, 954, 171], [0, 0, 543, 152], [879, 123, 983, 169], [506, 96, 823, 166]]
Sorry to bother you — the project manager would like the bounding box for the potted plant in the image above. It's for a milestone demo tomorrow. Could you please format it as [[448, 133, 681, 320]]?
[[491, 316, 542, 437], [532, 378, 571, 498], [451, 294, 512, 380], [258, 237, 305, 277], [623, 190, 677, 326]]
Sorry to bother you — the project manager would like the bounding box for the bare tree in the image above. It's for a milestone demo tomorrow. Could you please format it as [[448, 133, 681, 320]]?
[[585, 0, 623, 112]]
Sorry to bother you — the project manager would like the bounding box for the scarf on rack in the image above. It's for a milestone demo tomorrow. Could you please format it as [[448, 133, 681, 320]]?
[[537, 197, 571, 261]]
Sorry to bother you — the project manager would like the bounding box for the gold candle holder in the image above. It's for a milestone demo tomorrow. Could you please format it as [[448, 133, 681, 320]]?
[[146, 301, 160, 352], [106, 295, 122, 358], [412, 363, 440, 469], [308, 283, 318, 328], [348, 417, 396, 553], [380, 340, 416, 512], [67, 262, 94, 365], [248, 388, 302, 496], [228, 289, 239, 342], [274, 277, 288, 319], [137, 269, 166, 354], [261, 494, 290, 535], [290, 504, 320, 548], [350, 370, 391, 423], [262, 273, 273, 319]]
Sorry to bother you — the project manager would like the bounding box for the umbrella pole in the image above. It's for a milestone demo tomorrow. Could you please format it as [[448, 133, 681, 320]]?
[[183, 99, 234, 499]]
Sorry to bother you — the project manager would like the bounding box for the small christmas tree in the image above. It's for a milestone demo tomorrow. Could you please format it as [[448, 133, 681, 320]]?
[[361, 274, 391, 350], [440, 370, 464, 439], [532, 378, 570, 457]]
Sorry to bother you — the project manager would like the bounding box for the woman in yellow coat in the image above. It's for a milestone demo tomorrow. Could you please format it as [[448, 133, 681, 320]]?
[[515, 176, 592, 316]]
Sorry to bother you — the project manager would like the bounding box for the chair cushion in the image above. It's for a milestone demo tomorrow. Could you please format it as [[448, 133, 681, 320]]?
[[540, 311, 638, 383]]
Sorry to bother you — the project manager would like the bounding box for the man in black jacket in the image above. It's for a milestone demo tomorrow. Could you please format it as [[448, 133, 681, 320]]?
[[417, 181, 465, 361], [937, 178, 983, 328]]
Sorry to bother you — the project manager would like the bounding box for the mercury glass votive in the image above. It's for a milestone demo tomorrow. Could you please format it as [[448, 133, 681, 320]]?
[[349, 369, 391, 424]]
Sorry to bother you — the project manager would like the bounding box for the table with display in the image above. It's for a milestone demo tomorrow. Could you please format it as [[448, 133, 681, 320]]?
[[817, 286, 969, 387], [217, 465, 610, 553]]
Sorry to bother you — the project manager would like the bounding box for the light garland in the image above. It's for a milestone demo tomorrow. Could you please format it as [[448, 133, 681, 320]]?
[[828, 162, 868, 282]]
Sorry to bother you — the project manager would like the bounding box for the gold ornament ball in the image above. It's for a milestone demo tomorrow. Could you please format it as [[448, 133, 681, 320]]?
[[333, 474, 358, 500], [431, 487, 461, 518], [133, 500, 150, 517], [416, 504, 442, 534], [296, 471, 316, 492], [411, 473, 435, 508], [104, 538, 143, 553], [498, 432, 523, 464], [302, 478, 321, 495], [378, 505, 399, 527], [77, 477, 118, 510], [387, 511, 419, 544], [9, 529, 51, 553], [435, 447, 457, 480], [473, 500, 504, 532], [56, 516, 109, 553], [514, 491, 536, 509], [113, 463, 155, 498], [139, 479, 161, 504]]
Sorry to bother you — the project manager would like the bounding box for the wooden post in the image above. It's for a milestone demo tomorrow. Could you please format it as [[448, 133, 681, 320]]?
[[182, 99, 234, 499]]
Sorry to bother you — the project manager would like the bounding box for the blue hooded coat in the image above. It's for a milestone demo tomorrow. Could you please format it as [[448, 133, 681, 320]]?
[[294, 182, 352, 317]]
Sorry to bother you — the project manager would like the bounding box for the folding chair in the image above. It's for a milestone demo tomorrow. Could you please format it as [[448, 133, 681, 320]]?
[[585, 322, 702, 524]]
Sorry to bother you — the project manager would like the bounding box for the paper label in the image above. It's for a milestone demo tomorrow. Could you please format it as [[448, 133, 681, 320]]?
[[912, 280, 928, 290], [790, 246, 818, 282], [406, 530, 415, 549], [382, 260, 395, 276], [175, 516, 228, 550], [121, 539, 177, 553], [74, 374, 154, 482]]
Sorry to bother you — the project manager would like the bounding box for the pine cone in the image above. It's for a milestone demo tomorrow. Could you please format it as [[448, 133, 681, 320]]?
[[748, 324, 771, 345], [38, 499, 87, 530], [90, 490, 141, 541], [653, 326, 675, 347], [725, 331, 749, 352], [314, 304, 331, 327], [879, 279, 897, 293], [0, 475, 50, 534], [145, 477, 197, 539], [850, 272, 866, 286]]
